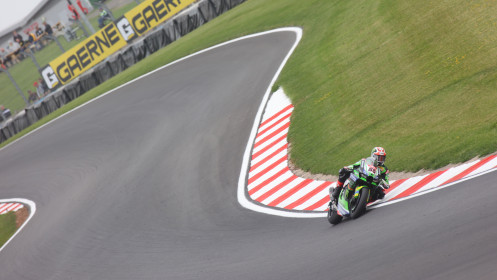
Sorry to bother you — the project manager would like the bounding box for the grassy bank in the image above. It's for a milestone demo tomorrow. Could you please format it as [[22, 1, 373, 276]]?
[[0, 212, 17, 247], [2, 0, 497, 174]]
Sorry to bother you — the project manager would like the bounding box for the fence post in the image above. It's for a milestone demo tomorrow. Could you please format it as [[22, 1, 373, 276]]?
[[69, 0, 96, 34], [0, 67, 28, 105], [45, 34, 65, 53], [23, 50, 41, 72], [76, 19, 90, 37]]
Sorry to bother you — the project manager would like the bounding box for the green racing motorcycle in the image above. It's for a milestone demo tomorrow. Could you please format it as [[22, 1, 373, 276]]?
[[327, 158, 389, 225]]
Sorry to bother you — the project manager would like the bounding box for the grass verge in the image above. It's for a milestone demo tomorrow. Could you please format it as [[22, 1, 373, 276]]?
[[2, 0, 497, 174], [0, 212, 17, 247]]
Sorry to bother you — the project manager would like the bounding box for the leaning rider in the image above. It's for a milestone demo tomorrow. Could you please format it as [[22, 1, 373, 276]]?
[[331, 147, 390, 203]]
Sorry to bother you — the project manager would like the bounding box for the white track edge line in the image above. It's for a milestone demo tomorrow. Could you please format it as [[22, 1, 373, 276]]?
[[2, 28, 312, 220], [236, 27, 328, 218], [2, 26, 491, 219], [370, 167, 497, 209], [0, 28, 299, 153], [238, 27, 497, 217], [0, 198, 36, 253]]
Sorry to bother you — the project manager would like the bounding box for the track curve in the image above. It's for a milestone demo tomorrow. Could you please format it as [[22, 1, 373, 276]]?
[[0, 29, 496, 280]]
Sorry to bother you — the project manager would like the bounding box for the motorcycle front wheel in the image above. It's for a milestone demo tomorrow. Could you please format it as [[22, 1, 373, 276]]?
[[327, 202, 343, 225], [350, 187, 370, 219]]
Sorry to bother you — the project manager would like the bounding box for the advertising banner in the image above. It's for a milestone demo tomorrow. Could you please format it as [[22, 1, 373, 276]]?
[[42, 0, 195, 89]]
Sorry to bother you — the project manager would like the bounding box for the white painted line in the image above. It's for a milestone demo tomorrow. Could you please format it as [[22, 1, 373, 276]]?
[[4, 24, 488, 219], [0, 198, 36, 253], [236, 28, 327, 218], [237, 32, 497, 217], [371, 167, 497, 210], [0, 28, 294, 154], [1, 27, 310, 218], [261, 90, 292, 120], [416, 161, 477, 193], [313, 201, 331, 212]]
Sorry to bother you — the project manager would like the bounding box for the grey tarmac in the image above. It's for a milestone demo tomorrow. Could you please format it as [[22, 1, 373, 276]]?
[[0, 30, 496, 280]]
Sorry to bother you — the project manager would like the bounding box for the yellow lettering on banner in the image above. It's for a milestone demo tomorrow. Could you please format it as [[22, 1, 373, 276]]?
[[124, 0, 196, 37], [49, 23, 127, 85], [44, 0, 194, 87]]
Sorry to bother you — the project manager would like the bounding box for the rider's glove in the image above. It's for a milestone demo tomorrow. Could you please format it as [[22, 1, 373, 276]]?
[[381, 179, 390, 189], [377, 188, 386, 200]]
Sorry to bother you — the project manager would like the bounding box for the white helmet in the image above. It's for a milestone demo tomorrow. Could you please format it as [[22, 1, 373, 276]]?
[[371, 147, 386, 165]]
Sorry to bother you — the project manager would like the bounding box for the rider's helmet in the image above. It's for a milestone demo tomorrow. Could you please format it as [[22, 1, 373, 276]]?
[[371, 147, 386, 166]]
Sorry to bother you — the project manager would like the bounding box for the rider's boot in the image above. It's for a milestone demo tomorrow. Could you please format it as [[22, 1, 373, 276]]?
[[332, 167, 352, 203], [330, 184, 342, 203]]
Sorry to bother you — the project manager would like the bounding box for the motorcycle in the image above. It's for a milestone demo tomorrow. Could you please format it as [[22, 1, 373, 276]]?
[[327, 158, 389, 225]]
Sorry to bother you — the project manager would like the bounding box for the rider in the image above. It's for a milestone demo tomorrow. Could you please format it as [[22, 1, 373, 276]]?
[[331, 147, 390, 203]]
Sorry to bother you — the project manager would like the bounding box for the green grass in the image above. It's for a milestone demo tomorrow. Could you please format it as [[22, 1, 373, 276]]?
[[0, 212, 17, 247], [2, 0, 497, 174]]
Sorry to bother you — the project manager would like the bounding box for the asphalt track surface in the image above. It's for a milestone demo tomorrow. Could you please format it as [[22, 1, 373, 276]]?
[[0, 30, 496, 280]]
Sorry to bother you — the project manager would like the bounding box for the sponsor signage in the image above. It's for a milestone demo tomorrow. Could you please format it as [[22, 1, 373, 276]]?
[[123, 0, 194, 38], [42, 0, 195, 88], [42, 23, 127, 88]]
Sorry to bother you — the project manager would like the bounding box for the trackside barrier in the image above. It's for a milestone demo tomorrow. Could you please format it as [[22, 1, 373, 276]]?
[[0, 0, 246, 143], [42, 0, 199, 88]]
